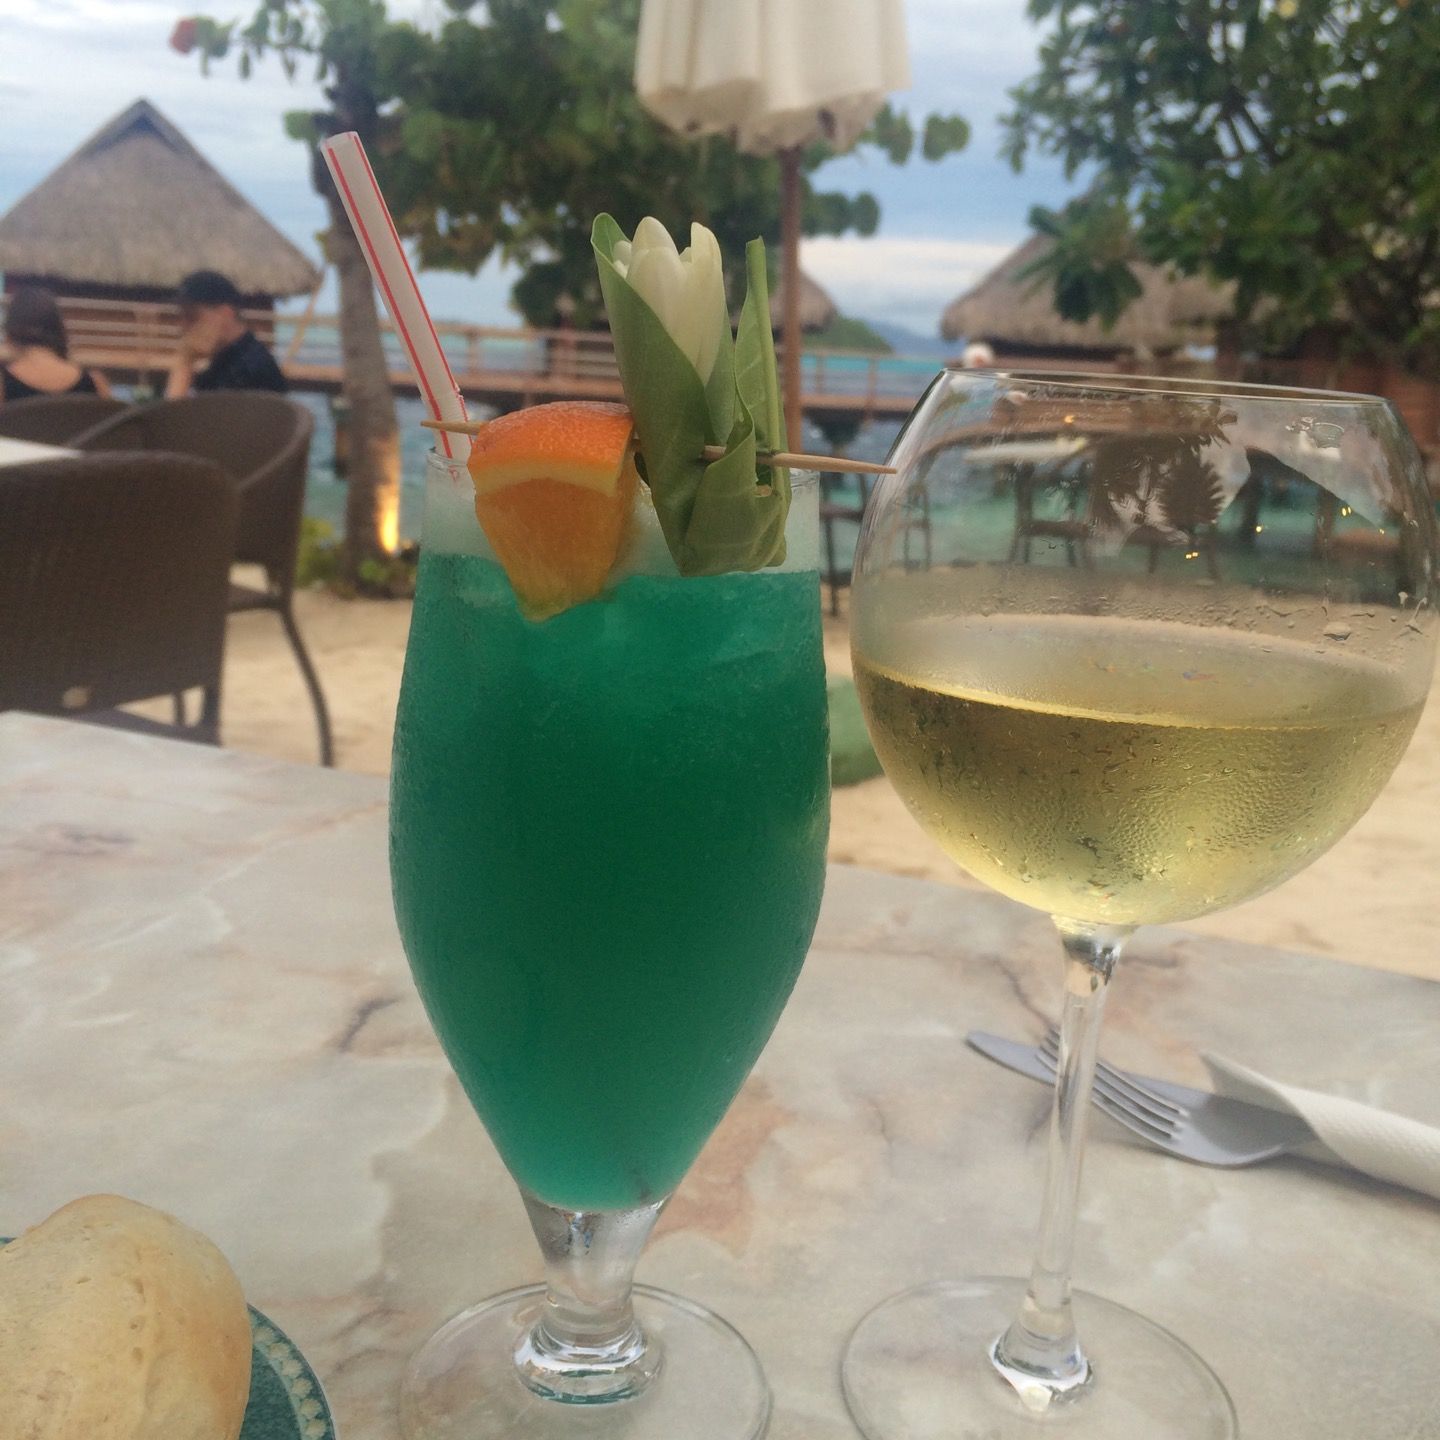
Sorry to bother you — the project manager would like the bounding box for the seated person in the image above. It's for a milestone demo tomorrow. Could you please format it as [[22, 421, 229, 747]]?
[[1, 287, 113, 402], [165, 270, 288, 397]]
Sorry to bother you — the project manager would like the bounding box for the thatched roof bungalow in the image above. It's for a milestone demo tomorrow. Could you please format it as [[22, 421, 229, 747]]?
[[941, 233, 1231, 361], [0, 98, 320, 307], [770, 269, 837, 333]]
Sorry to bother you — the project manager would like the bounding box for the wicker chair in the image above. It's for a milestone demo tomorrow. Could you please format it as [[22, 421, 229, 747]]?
[[77, 393, 333, 765], [0, 453, 236, 743], [0, 393, 129, 444]]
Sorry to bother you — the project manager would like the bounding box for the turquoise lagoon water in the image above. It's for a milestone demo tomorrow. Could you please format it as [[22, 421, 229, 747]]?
[[292, 375, 1373, 592], [293, 391, 905, 558]]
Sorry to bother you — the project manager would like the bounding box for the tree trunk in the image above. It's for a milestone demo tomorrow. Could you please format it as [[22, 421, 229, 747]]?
[[323, 190, 401, 578]]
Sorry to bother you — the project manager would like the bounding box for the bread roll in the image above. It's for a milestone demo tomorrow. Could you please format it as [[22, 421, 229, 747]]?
[[0, 1195, 252, 1440]]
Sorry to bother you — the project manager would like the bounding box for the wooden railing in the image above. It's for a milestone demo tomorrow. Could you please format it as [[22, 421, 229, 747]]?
[[0, 294, 940, 416]]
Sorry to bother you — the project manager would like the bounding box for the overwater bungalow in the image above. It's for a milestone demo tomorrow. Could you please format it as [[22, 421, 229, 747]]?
[[0, 98, 319, 376], [770, 270, 837, 334], [943, 232, 1440, 460], [940, 231, 1230, 369]]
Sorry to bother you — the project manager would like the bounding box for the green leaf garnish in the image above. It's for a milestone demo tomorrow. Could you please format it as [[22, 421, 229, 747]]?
[[592, 214, 789, 577]]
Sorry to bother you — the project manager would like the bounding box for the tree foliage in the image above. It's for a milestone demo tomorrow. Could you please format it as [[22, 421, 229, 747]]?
[[1004, 1, 1440, 371], [187, 0, 967, 326]]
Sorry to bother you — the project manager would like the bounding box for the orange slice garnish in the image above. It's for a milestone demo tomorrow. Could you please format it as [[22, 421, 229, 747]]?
[[467, 401, 639, 618]]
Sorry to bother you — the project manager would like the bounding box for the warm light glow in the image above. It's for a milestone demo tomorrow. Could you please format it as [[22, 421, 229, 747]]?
[[1254, 524, 1264, 533], [1062, 413, 1076, 425], [1185, 550, 1200, 560], [378, 435, 402, 554], [379, 490, 401, 554]]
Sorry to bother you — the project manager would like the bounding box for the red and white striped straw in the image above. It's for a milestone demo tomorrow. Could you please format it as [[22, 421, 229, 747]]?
[[319, 131, 468, 459]]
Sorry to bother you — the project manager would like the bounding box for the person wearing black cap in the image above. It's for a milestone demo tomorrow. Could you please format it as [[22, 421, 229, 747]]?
[[165, 270, 288, 398]]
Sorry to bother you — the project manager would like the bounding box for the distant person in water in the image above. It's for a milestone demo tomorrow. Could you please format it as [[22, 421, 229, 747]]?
[[1, 287, 113, 403], [165, 270, 288, 398]]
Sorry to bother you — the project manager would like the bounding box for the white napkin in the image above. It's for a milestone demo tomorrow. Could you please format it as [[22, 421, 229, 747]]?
[[1204, 1054, 1440, 1202]]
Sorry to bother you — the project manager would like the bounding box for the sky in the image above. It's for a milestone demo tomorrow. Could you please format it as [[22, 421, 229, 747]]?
[[0, 0, 1077, 339]]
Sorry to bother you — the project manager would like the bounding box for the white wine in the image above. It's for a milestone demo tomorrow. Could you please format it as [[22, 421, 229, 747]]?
[[854, 613, 1423, 926]]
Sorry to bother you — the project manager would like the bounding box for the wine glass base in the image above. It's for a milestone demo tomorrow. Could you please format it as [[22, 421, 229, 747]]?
[[400, 1283, 771, 1439], [842, 1277, 1237, 1439]]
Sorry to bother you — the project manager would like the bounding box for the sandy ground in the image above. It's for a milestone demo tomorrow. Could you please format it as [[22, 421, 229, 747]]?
[[207, 581, 1440, 983]]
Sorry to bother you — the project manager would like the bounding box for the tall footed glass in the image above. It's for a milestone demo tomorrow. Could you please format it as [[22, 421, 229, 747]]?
[[390, 453, 829, 1438], [843, 372, 1439, 1439]]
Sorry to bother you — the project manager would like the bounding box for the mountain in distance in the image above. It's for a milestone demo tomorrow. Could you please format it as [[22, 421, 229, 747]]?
[[857, 319, 956, 360]]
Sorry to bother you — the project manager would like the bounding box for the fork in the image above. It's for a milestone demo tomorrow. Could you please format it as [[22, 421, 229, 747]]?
[[1035, 1026, 1313, 1167]]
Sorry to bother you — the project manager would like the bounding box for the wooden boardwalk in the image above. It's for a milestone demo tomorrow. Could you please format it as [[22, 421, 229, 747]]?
[[38, 296, 939, 424], [284, 356, 926, 421]]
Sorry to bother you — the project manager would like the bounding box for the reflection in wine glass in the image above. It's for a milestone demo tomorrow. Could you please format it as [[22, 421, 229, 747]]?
[[843, 373, 1438, 1440], [389, 455, 830, 1438]]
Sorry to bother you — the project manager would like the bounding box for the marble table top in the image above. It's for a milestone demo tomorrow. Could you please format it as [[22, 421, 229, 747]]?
[[2, 712, 1438, 1439]]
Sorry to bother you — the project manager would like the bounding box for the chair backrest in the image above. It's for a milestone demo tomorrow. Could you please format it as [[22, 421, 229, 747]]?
[[0, 393, 131, 444], [0, 453, 237, 717], [77, 393, 315, 590]]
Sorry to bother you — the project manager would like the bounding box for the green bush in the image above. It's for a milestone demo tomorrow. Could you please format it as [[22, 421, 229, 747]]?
[[295, 517, 342, 589], [294, 518, 418, 599], [828, 677, 883, 787], [355, 550, 419, 599]]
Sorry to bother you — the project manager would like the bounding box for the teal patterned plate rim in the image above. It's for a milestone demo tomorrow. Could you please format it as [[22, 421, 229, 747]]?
[[0, 1237, 336, 1439], [243, 1307, 337, 1440]]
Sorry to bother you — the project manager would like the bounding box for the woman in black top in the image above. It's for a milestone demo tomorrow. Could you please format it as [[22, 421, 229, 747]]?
[[1, 287, 113, 403]]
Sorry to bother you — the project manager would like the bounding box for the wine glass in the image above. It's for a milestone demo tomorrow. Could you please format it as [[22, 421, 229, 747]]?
[[389, 452, 830, 1438], [842, 372, 1439, 1439]]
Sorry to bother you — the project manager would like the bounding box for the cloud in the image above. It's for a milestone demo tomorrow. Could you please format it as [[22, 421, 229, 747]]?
[[0, 0, 330, 252], [0, 0, 174, 22], [1, 0, 1054, 332], [802, 235, 1010, 336], [905, 0, 1046, 132]]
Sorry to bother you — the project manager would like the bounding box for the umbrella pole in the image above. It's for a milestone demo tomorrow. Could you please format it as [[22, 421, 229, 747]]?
[[780, 145, 803, 449]]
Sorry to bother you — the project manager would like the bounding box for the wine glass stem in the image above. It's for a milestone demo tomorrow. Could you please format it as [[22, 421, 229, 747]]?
[[514, 1192, 669, 1403], [989, 919, 1132, 1410]]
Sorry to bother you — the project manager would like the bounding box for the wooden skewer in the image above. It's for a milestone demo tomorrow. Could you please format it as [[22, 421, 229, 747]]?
[[419, 418, 895, 475], [699, 445, 895, 475]]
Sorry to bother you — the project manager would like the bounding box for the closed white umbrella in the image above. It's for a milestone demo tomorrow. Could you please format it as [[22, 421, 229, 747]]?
[[636, 0, 910, 445]]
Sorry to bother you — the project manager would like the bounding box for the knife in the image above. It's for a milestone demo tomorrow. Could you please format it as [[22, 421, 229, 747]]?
[[966, 1030, 1316, 1167]]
